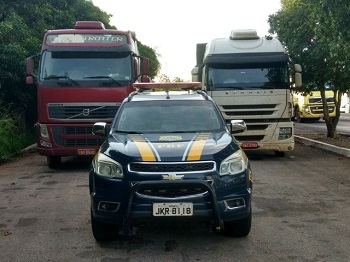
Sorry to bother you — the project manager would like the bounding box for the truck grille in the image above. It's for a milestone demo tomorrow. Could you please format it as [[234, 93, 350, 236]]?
[[129, 161, 216, 174], [52, 126, 105, 147], [48, 103, 120, 120], [310, 105, 335, 114]]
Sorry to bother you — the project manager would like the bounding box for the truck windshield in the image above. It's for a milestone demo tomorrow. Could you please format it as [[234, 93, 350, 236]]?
[[40, 51, 132, 84], [207, 63, 288, 90]]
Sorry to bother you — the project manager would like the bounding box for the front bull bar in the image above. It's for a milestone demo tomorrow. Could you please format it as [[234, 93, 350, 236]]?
[[122, 180, 223, 235]]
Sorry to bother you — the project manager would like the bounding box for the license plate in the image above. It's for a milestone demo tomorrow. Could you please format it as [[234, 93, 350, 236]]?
[[241, 142, 259, 149], [77, 149, 96, 155], [153, 203, 193, 216]]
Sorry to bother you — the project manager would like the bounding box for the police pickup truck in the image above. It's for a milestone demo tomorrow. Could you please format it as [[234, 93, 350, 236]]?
[[89, 82, 253, 242]]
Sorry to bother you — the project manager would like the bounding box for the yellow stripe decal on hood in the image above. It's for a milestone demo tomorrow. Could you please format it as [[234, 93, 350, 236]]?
[[186, 133, 210, 161], [129, 134, 156, 161]]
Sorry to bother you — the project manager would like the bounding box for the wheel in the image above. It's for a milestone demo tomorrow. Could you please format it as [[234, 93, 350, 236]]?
[[223, 210, 252, 237], [295, 107, 304, 123], [47, 156, 61, 169], [275, 151, 285, 157], [91, 211, 119, 242]]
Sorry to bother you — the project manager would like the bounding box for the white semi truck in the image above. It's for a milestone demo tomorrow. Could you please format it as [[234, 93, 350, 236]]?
[[192, 29, 302, 156]]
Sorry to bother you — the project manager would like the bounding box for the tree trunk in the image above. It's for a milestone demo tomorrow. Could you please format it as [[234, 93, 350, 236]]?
[[322, 89, 341, 138]]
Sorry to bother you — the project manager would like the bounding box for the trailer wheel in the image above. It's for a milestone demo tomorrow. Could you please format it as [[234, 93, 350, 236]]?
[[47, 156, 61, 169]]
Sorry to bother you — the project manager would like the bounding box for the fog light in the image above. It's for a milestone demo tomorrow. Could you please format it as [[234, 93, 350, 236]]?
[[98, 201, 120, 212], [224, 198, 246, 210], [40, 139, 52, 148]]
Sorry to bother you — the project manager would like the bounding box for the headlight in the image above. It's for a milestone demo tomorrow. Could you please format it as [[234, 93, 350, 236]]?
[[279, 127, 292, 140], [39, 124, 49, 138], [219, 150, 248, 176], [94, 153, 123, 179]]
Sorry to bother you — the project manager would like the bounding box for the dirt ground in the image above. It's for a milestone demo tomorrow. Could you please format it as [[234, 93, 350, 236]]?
[[300, 133, 350, 149]]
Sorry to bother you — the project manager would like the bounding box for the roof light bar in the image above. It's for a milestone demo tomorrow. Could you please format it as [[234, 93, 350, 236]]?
[[133, 82, 202, 91]]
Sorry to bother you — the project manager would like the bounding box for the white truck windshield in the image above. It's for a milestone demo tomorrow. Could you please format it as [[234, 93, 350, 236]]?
[[208, 64, 288, 90]]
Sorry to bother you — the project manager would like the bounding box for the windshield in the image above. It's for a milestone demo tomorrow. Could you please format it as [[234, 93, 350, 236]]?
[[40, 51, 132, 82], [207, 63, 289, 90], [114, 100, 224, 133]]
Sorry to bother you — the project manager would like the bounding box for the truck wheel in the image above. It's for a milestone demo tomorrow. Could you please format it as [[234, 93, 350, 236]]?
[[295, 108, 304, 123], [275, 151, 285, 157], [91, 211, 119, 242], [222, 210, 252, 237], [47, 156, 61, 169]]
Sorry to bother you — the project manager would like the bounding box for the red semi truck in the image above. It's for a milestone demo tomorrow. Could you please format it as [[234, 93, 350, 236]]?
[[26, 21, 149, 168]]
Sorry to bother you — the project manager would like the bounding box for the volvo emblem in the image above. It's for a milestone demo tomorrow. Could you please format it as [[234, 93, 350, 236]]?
[[162, 173, 184, 180], [82, 108, 90, 116]]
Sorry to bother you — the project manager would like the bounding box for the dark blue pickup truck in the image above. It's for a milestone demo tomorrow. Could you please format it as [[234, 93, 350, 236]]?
[[89, 82, 253, 242]]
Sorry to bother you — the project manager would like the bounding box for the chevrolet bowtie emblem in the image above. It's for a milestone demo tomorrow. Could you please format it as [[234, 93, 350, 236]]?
[[162, 173, 184, 180]]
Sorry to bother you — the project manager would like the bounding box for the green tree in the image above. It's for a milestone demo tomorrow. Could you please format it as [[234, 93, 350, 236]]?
[[137, 41, 161, 79], [269, 0, 350, 138]]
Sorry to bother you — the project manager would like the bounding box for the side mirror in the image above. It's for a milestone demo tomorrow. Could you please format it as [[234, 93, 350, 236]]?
[[191, 67, 199, 82], [26, 57, 36, 85], [293, 64, 302, 89], [141, 75, 151, 83], [141, 57, 149, 75], [92, 122, 110, 136], [230, 120, 246, 134], [294, 73, 302, 88]]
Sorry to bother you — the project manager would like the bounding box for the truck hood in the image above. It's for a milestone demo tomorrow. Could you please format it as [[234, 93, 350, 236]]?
[[102, 131, 237, 162]]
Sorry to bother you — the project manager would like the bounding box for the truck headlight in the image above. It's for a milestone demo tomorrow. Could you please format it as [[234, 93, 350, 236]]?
[[94, 153, 123, 179], [39, 124, 49, 138], [220, 150, 248, 176], [279, 127, 292, 140]]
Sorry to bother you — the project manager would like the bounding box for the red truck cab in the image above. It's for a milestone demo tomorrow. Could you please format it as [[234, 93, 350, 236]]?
[[26, 21, 149, 168]]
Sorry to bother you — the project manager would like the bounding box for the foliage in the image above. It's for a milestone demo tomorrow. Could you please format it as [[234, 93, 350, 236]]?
[[137, 41, 161, 79], [269, 0, 350, 137], [0, 105, 35, 163]]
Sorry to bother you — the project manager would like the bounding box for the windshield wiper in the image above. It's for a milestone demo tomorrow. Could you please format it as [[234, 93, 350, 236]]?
[[84, 76, 121, 86], [43, 75, 80, 86]]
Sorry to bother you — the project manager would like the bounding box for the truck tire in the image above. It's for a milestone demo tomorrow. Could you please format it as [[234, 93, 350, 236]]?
[[91, 211, 119, 242], [295, 107, 304, 123], [47, 156, 61, 169], [222, 210, 252, 237], [275, 151, 285, 157]]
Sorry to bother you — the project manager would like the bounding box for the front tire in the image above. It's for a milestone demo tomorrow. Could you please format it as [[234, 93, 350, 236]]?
[[91, 211, 119, 242], [47, 156, 61, 169], [295, 107, 305, 123], [223, 210, 252, 237], [275, 151, 285, 157]]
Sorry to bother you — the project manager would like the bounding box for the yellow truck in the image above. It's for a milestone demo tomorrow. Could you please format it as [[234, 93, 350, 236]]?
[[293, 89, 336, 122]]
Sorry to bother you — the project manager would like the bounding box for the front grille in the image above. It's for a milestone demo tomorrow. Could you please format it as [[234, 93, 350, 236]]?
[[48, 103, 119, 120], [51, 126, 105, 147], [64, 138, 105, 147], [129, 161, 216, 174], [221, 104, 277, 117], [65, 126, 92, 134], [137, 185, 207, 198], [235, 135, 265, 142], [310, 105, 335, 114]]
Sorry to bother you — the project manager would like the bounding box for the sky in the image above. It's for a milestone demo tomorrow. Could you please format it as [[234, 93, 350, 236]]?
[[91, 0, 282, 81]]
